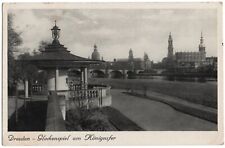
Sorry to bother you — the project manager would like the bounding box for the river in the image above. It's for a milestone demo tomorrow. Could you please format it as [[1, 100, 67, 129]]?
[[136, 75, 217, 84]]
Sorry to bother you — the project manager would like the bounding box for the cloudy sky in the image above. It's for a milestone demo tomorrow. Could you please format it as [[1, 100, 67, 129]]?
[[10, 8, 218, 62]]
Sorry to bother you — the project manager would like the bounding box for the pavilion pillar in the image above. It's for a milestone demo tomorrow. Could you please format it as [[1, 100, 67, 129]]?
[[55, 68, 59, 91], [47, 70, 56, 92], [80, 67, 89, 108], [25, 79, 29, 98], [83, 67, 88, 90], [80, 67, 88, 89], [80, 68, 84, 89], [83, 67, 88, 109]]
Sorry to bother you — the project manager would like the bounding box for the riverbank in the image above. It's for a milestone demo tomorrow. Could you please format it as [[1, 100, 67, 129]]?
[[110, 89, 217, 131], [89, 78, 217, 108], [125, 91, 217, 123]]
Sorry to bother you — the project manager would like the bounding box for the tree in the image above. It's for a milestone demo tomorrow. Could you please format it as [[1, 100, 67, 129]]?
[[8, 15, 51, 96], [17, 52, 40, 95], [38, 40, 51, 52], [8, 14, 23, 94]]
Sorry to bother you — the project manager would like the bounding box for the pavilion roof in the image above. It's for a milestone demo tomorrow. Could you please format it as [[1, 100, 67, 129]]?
[[19, 44, 104, 69], [19, 22, 104, 68]]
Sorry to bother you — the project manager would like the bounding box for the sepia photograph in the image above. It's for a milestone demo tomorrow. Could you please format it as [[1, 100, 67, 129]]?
[[2, 2, 223, 145]]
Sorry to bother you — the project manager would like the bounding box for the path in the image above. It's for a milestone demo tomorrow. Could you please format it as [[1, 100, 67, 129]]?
[[111, 89, 217, 131]]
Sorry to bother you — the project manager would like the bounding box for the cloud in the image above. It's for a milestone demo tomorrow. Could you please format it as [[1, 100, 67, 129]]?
[[9, 8, 218, 62]]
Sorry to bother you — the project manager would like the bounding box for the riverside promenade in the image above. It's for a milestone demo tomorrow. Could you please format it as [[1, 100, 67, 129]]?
[[111, 89, 217, 131]]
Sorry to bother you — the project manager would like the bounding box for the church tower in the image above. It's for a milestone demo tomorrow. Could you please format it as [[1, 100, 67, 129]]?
[[91, 44, 100, 60], [167, 32, 174, 59], [129, 48, 134, 61], [199, 32, 206, 53]]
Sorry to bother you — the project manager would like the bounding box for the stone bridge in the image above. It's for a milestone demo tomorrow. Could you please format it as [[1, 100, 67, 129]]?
[[69, 68, 144, 79]]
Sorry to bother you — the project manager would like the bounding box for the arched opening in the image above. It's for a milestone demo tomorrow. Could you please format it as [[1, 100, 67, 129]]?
[[91, 70, 105, 78], [68, 69, 81, 86], [110, 71, 123, 79], [31, 70, 48, 95]]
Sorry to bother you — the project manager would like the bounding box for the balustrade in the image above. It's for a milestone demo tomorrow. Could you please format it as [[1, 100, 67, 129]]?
[[68, 84, 111, 108], [69, 88, 100, 100], [32, 84, 43, 92]]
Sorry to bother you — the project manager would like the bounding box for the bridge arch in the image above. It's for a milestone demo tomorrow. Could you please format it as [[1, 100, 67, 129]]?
[[110, 70, 123, 79], [138, 70, 145, 74], [68, 69, 81, 77], [91, 69, 105, 78]]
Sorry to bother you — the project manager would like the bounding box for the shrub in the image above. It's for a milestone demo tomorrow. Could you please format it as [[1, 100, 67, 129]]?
[[66, 108, 114, 131]]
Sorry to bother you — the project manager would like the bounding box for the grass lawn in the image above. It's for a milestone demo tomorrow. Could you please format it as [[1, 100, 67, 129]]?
[[89, 78, 217, 108]]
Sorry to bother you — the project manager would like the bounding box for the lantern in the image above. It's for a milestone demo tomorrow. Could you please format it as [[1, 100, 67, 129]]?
[[51, 20, 61, 41]]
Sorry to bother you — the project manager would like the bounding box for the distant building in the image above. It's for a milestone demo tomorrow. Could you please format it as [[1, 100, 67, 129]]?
[[162, 32, 211, 71], [111, 48, 152, 72], [204, 57, 217, 71], [89, 48, 153, 78], [91, 44, 100, 60], [144, 52, 152, 71], [175, 32, 206, 69], [205, 57, 217, 65]]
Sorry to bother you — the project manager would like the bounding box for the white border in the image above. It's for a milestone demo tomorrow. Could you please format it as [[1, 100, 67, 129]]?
[[1, 2, 224, 146]]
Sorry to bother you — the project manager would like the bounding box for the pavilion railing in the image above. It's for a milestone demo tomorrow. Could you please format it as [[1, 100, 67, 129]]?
[[32, 84, 47, 95], [68, 84, 111, 108], [68, 83, 82, 91]]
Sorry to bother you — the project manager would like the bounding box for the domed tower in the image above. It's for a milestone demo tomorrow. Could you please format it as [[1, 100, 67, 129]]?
[[91, 44, 100, 60], [199, 32, 206, 53]]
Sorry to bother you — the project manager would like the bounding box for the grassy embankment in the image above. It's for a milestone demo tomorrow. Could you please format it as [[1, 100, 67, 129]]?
[[89, 78, 217, 109]]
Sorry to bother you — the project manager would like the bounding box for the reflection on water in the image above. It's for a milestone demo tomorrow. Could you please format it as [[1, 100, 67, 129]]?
[[138, 75, 217, 83]]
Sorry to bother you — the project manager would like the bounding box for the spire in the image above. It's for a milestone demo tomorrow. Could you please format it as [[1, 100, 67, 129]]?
[[94, 44, 97, 51], [167, 32, 174, 59], [169, 32, 172, 40], [199, 32, 205, 52], [200, 32, 204, 44], [129, 48, 134, 60]]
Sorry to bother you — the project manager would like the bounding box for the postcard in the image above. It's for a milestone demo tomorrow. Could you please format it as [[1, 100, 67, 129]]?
[[2, 2, 223, 145]]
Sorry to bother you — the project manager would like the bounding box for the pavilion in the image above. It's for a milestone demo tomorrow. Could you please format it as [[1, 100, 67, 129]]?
[[20, 21, 112, 120]]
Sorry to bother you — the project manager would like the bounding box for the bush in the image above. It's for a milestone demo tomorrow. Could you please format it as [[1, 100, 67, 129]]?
[[66, 108, 115, 131]]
